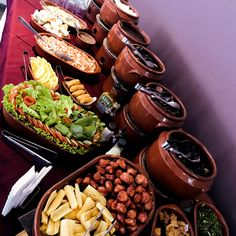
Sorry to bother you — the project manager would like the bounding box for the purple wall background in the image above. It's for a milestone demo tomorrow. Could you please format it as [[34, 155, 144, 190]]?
[[132, 0, 236, 233]]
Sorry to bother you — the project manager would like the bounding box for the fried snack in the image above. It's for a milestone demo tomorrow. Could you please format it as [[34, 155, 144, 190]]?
[[79, 207, 99, 222], [47, 189, 65, 215], [83, 185, 106, 206], [96, 202, 114, 223], [72, 90, 86, 97], [43, 190, 57, 213], [64, 185, 78, 209], [41, 211, 49, 224], [64, 208, 80, 219], [51, 202, 72, 222], [76, 197, 95, 219], [60, 219, 75, 236], [81, 216, 99, 231], [73, 223, 86, 234], [75, 183, 83, 208], [94, 220, 109, 234], [66, 79, 81, 87], [69, 84, 84, 93], [46, 219, 57, 235], [76, 94, 93, 104]]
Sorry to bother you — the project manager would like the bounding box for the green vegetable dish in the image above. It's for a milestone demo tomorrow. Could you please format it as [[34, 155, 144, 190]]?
[[197, 204, 223, 236], [2, 81, 105, 155]]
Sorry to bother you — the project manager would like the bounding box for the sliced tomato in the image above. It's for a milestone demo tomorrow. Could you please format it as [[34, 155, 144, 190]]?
[[24, 96, 35, 106], [17, 107, 24, 115]]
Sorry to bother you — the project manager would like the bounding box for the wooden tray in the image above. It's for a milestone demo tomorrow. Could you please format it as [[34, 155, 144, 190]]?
[[34, 33, 101, 77], [33, 155, 156, 236]]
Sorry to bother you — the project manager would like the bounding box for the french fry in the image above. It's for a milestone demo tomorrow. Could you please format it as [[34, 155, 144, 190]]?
[[41, 211, 48, 225], [74, 233, 90, 236], [81, 216, 99, 231], [47, 189, 65, 215], [53, 220, 60, 235], [64, 207, 80, 220], [76, 197, 95, 219], [43, 190, 57, 213], [83, 185, 106, 206], [51, 202, 72, 222], [74, 183, 83, 208], [40, 223, 47, 232], [94, 231, 110, 236], [64, 185, 78, 209], [96, 202, 114, 223], [73, 223, 86, 234], [81, 192, 87, 204], [79, 207, 99, 222], [60, 219, 75, 236], [46, 219, 56, 235], [94, 220, 109, 234]]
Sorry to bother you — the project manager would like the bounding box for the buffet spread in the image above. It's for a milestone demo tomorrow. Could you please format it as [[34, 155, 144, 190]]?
[[0, 0, 230, 235]]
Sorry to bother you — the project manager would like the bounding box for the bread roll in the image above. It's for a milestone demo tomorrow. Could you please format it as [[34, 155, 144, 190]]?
[[72, 90, 86, 97], [69, 84, 85, 93], [65, 79, 81, 87]]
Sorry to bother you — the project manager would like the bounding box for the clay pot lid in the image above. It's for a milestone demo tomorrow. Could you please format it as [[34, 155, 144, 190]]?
[[127, 44, 165, 74], [194, 201, 229, 236], [162, 130, 217, 181], [152, 204, 195, 236], [96, 14, 111, 31], [118, 20, 150, 46], [77, 32, 96, 45], [145, 82, 187, 121]]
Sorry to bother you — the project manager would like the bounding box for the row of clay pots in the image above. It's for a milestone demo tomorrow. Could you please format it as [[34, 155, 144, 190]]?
[[133, 129, 217, 200]]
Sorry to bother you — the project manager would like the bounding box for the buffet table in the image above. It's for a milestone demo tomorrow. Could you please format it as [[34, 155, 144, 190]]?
[[0, 1, 92, 234]]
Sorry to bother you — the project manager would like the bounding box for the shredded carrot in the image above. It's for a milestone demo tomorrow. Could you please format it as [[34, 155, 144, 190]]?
[[17, 107, 24, 115], [24, 96, 35, 106]]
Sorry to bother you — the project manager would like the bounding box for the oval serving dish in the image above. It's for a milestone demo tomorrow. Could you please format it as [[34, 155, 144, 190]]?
[[34, 155, 156, 236], [2, 81, 105, 158], [43, 0, 88, 30], [30, 18, 71, 41], [62, 76, 97, 107], [34, 33, 101, 76]]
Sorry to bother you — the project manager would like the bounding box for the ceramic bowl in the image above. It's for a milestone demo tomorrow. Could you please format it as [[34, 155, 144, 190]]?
[[151, 204, 194, 236], [85, 0, 101, 24], [128, 82, 187, 134], [107, 20, 150, 56], [114, 105, 147, 143], [33, 155, 156, 236], [90, 14, 110, 47], [100, 0, 139, 28], [114, 45, 165, 87], [146, 130, 217, 199], [95, 38, 117, 74], [194, 201, 229, 236], [34, 33, 101, 77], [75, 31, 96, 51], [30, 18, 70, 41]]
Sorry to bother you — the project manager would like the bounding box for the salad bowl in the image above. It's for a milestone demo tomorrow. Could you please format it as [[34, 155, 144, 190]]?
[[2, 81, 105, 160]]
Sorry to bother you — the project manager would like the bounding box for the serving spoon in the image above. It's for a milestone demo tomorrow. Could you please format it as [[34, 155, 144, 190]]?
[[122, 37, 156, 69], [18, 16, 73, 62], [135, 83, 181, 110]]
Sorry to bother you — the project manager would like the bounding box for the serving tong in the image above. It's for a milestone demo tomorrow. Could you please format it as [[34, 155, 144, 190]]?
[[162, 140, 201, 163], [122, 37, 156, 69], [18, 16, 73, 62], [135, 83, 181, 110], [1, 130, 57, 165]]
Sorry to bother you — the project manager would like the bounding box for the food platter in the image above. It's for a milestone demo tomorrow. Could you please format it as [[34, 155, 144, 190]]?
[[33, 155, 156, 236], [30, 18, 71, 41], [2, 81, 105, 160], [62, 76, 97, 107], [34, 33, 101, 76]]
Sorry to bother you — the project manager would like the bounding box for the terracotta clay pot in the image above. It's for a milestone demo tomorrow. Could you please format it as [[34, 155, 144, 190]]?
[[146, 130, 217, 199], [95, 38, 117, 74], [194, 201, 229, 236], [151, 204, 195, 236], [100, 0, 139, 28], [114, 105, 146, 143], [133, 148, 178, 202], [128, 82, 187, 134], [114, 45, 165, 87], [107, 20, 150, 56], [102, 66, 129, 103], [90, 14, 110, 47], [85, 0, 100, 24], [75, 31, 96, 51]]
